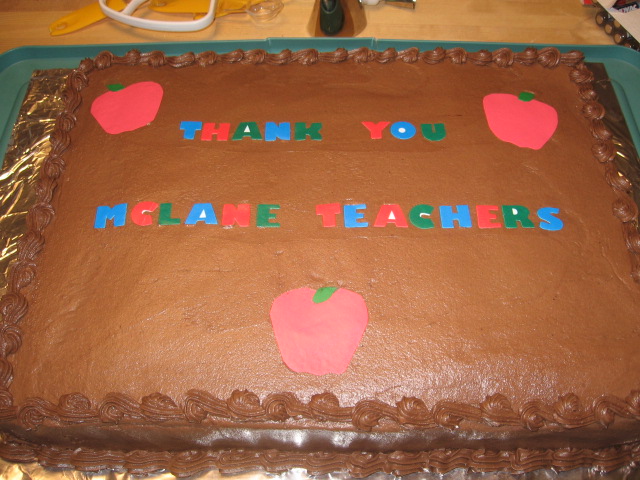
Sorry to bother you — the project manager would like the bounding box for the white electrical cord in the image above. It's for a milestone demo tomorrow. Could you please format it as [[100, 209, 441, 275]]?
[[98, 0, 217, 31]]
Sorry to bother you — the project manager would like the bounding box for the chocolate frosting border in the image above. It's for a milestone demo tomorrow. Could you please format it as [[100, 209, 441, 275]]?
[[1, 46, 639, 475], [0, 436, 639, 477], [4, 390, 640, 432]]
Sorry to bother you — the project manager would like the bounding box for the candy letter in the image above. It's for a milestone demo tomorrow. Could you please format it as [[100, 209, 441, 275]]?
[[502, 205, 534, 228], [373, 204, 408, 227], [232, 122, 262, 140], [294, 123, 322, 141], [476, 205, 502, 229], [131, 201, 160, 226], [390, 121, 416, 140], [344, 204, 368, 228], [185, 203, 218, 225], [180, 121, 203, 140], [362, 121, 390, 139], [158, 203, 181, 226], [439, 205, 472, 228], [201, 123, 230, 141], [265, 122, 291, 141], [316, 203, 341, 227], [94, 204, 127, 228], [409, 205, 435, 229], [537, 207, 564, 231], [257, 204, 280, 227], [421, 123, 446, 141], [221, 204, 251, 227]]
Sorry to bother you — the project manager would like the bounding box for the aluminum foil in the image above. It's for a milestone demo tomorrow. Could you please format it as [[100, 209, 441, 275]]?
[[589, 62, 640, 213], [0, 68, 70, 296], [0, 64, 639, 480], [1, 458, 640, 480]]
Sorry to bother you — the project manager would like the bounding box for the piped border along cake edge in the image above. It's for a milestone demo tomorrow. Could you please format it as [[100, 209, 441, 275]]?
[[0, 433, 639, 477], [0, 47, 639, 474], [3, 389, 640, 433]]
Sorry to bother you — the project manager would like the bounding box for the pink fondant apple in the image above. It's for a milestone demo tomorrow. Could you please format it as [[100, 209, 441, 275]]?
[[91, 81, 164, 135], [270, 287, 368, 375], [483, 92, 558, 150]]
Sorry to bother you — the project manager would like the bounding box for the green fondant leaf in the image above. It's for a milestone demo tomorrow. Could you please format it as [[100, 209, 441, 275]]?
[[518, 91, 535, 102], [313, 287, 339, 304], [107, 83, 126, 92]]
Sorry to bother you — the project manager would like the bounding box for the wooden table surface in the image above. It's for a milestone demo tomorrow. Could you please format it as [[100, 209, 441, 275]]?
[[0, 0, 614, 55]]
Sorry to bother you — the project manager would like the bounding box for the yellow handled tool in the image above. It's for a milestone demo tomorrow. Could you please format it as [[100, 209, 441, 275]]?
[[49, 0, 127, 36], [150, 0, 271, 17]]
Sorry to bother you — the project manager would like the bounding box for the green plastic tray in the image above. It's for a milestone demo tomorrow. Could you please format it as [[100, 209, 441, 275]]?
[[1, 38, 639, 163]]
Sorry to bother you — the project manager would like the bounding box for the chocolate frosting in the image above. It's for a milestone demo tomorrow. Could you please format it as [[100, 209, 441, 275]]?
[[0, 47, 639, 476], [1, 438, 639, 477]]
